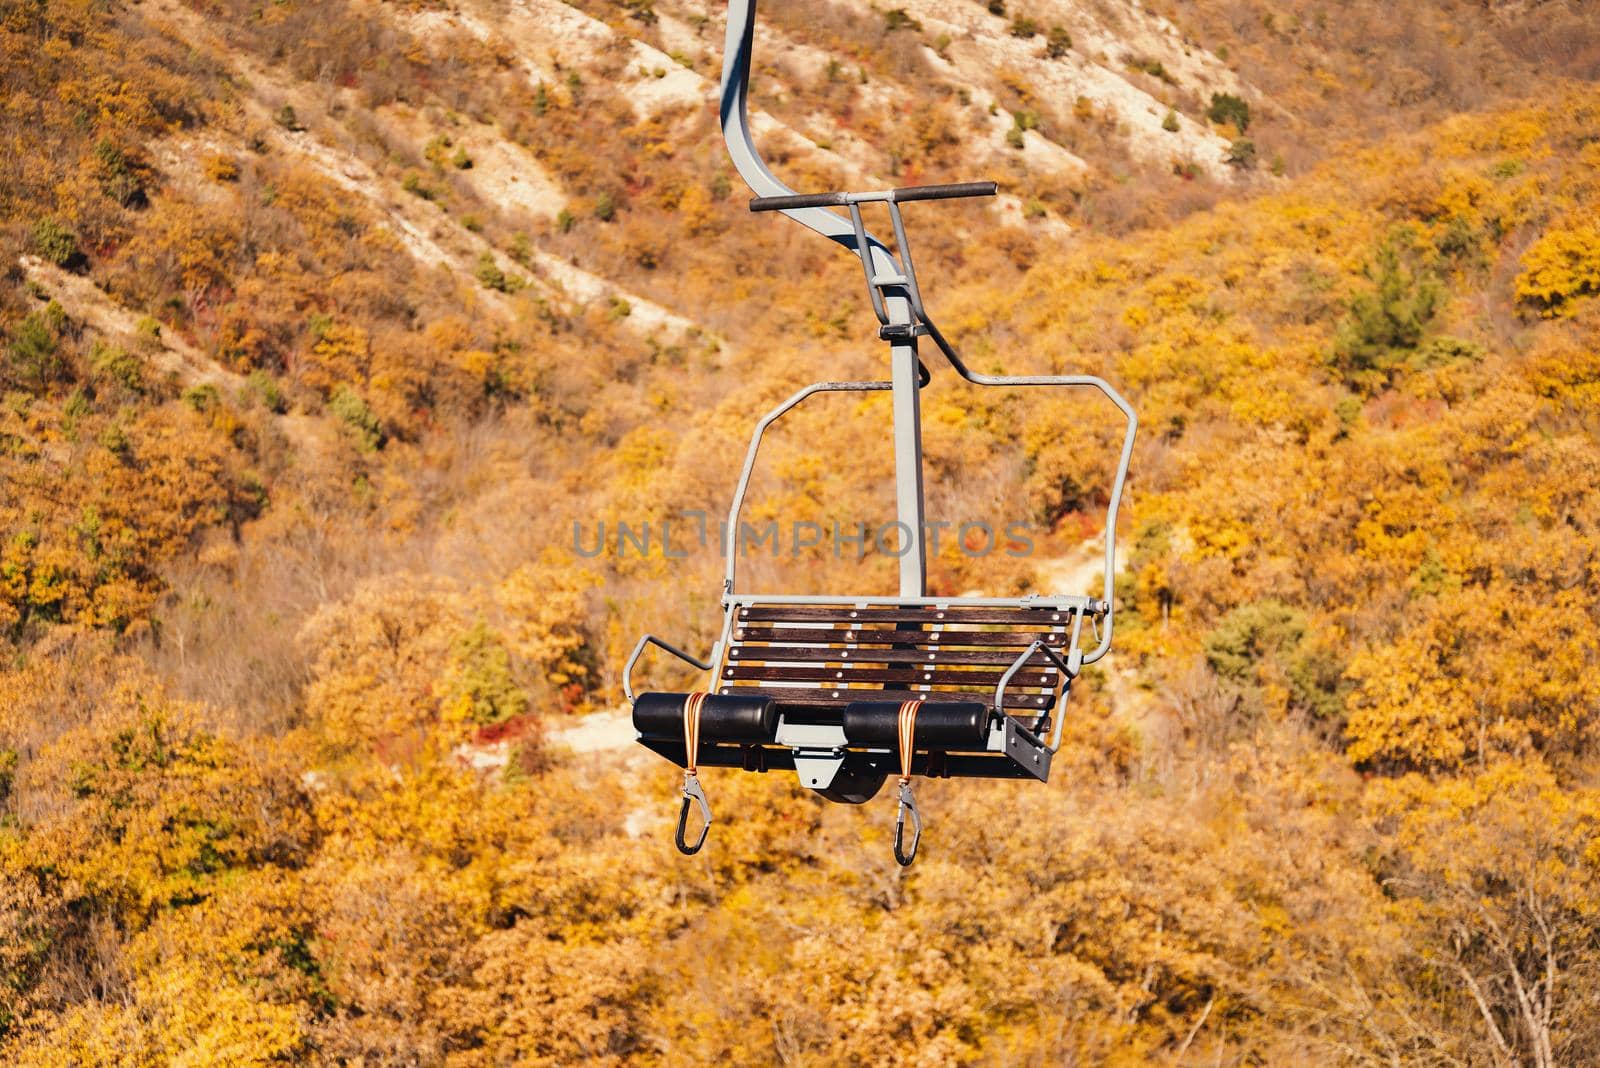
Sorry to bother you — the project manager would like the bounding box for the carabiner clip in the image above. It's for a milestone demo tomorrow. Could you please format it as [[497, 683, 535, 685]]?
[[675, 771, 712, 855], [893, 780, 922, 867]]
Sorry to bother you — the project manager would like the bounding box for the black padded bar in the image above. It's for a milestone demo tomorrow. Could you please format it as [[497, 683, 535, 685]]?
[[842, 700, 990, 748], [633, 692, 779, 742], [750, 181, 998, 213]]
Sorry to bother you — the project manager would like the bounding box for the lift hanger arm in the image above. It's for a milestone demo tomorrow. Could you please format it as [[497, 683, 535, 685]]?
[[720, 0, 895, 264]]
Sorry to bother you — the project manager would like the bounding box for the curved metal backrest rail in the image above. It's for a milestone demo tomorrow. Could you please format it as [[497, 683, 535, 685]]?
[[719, 375, 1132, 665], [721, 379, 894, 593]]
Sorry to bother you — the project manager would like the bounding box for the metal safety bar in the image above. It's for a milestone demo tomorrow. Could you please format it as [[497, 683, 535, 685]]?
[[750, 182, 998, 213]]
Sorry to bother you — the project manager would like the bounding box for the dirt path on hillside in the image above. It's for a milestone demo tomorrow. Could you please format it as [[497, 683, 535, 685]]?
[[19, 256, 331, 456], [553, 709, 640, 755], [19, 255, 243, 393], [1038, 536, 1156, 727], [141, 0, 708, 345]]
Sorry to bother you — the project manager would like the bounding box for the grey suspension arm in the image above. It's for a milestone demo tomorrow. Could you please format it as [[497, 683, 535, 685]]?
[[720, 0, 898, 270]]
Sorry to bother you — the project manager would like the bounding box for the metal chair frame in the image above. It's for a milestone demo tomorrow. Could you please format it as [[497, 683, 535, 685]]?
[[623, 0, 1138, 848]]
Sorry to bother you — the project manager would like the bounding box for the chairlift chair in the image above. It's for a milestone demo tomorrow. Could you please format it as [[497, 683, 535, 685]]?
[[623, 0, 1137, 865]]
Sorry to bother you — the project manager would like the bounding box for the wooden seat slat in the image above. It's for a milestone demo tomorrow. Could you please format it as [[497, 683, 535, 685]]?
[[733, 626, 1064, 647], [719, 685, 1054, 711], [724, 664, 1057, 688], [727, 646, 1059, 668], [737, 605, 1083, 626], [709, 601, 1076, 719]]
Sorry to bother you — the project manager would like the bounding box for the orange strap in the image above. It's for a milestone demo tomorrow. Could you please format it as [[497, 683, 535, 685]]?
[[683, 692, 708, 775], [897, 699, 921, 785]]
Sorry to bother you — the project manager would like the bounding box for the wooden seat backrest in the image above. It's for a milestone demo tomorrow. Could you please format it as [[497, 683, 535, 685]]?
[[717, 602, 1076, 715]]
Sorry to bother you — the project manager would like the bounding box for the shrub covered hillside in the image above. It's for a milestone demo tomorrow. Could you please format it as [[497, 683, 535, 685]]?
[[1, 0, 1600, 1063]]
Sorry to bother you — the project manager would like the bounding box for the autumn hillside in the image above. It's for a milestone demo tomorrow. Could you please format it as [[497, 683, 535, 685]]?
[[2, 0, 1600, 1063]]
